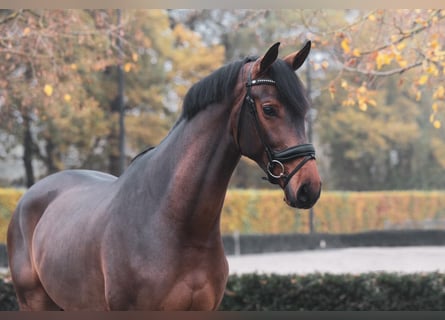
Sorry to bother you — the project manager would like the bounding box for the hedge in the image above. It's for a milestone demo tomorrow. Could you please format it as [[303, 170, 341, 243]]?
[[0, 279, 18, 310], [219, 273, 445, 311], [0, 189, 23, 244], [2, 273, 445, 311], [221, 190, 445, 235], [2, 189, 445, 242]]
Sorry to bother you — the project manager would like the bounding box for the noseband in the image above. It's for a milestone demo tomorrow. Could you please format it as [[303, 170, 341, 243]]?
[[238, 66, 316, 187]]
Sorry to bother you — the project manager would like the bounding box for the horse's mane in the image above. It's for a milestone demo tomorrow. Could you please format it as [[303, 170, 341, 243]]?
[[131, 52, 309, 163], [179, 57, 253, 120], [180, 56, 309, 121], [131, 58, 253, 164]]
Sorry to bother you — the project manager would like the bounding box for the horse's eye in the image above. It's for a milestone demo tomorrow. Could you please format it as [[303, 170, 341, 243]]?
[[263, 105, 277, 117]]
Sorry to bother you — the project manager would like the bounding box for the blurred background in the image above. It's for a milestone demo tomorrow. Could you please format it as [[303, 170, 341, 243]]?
[[1, 9, 445, 272], [2, 8, 445, 311]]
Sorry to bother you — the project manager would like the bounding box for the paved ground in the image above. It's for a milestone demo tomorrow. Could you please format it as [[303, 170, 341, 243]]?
[[2, 246, 445, 277], [227, 246, 445, 275]]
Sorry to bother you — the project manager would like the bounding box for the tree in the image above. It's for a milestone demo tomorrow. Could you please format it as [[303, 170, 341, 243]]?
[[297, 9, 445, 124], [0, 10, 116, 186], [93, 10, 225, 174], [3, 9, 445, 190], [316, 75, 423, 189], [0, 9, 226, 185], [300, 9, 445, 189]]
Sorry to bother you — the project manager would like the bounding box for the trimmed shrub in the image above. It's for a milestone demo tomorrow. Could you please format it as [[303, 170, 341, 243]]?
[[2, 189, 445, 241], [0, 279, 18, 310], [0, 189, 23, 243], [2, 273, 445, 310], [220, 272, 445, 310], [221, 190, 445, 235]]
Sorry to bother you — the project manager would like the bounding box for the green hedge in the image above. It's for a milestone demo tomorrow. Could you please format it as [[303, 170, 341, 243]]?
[[2, 273, 445, 310], [0, 279, 18, 310], [219, 273, 445, 311]]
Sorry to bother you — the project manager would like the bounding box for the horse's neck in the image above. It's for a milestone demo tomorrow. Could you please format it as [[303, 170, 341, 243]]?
[[120, 104, 240, 241]]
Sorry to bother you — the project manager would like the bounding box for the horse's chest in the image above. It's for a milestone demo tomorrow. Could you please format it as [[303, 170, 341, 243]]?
[[159, 276, 222, 310]]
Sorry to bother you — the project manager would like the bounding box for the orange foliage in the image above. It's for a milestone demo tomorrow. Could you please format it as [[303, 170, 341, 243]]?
[[221, 190, 445, 235], [2, 189, 445, 241], [0, 189, 24, 243]]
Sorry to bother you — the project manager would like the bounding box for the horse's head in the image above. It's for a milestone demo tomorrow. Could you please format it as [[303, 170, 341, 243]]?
[[233, 41, 321, 209]]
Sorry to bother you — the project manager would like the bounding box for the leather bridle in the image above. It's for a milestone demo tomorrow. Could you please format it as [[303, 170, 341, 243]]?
[[237, 65, 316, 187]]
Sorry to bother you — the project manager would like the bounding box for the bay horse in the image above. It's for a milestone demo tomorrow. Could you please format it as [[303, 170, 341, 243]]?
[[7, 42, 321, 310]]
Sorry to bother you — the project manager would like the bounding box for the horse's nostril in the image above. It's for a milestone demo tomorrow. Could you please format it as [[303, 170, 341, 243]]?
[[297, 183, 310, 204]]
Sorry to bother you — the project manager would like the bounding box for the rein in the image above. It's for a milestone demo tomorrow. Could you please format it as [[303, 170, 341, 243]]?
[[238, 66, 316, 187]]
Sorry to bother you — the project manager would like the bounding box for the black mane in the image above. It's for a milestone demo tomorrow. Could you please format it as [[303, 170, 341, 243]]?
[[180, 57, 253, 120], [131, 53, 309, 164], [180, 56, 309, 121]]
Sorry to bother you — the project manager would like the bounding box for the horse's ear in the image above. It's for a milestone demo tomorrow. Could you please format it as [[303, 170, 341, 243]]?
[[284, 41, 311, 71], [253, 42, 280, 76]]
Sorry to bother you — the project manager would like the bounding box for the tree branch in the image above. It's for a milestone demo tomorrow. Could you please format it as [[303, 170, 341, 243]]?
[[0, 10, 21, 25], [342, 60, 423, 77], [299, 9, 378, 38], [359, 10, 445, 56]]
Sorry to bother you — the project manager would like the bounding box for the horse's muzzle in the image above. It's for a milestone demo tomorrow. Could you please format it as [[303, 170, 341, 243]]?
[[285, 181, 321, 209]]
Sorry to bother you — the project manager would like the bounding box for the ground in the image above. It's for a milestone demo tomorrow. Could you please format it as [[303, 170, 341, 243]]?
[[227, 246, 445, 274], [3, 245, 445, 277]]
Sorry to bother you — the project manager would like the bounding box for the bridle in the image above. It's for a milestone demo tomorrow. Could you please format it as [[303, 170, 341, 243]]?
[[237, 64, 316, 187]]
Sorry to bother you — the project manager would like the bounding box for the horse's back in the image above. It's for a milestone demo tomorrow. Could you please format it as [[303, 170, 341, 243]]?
[[9, 169, 116, 241], [7, 169, 116, 310]]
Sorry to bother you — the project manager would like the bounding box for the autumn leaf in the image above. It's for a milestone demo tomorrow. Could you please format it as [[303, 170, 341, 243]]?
[[416, 91, 422, 101], [430, 39, 440, 51], [64, 94, 71, 102], [342, 97, 355, 107], [396, 57, 408, 68], [368, 99, 377, 107], [425, 63, 439, 76], [124, 62, 133, 72], [43, 84, 53, 97], [341, 38, 351, 54], [430, 113, 435, 123], [358, 101, 368, 112], [418, 75, 429, 85], [357, 85, 367, 95], [376, 51, 393, 69], [434, 86, 445, 99], [396, 42, 406, 51], [329, 83, 336, 100], [433, 120, 441, 129], [352, 48, 361, 57], [321, 60, 329, 70]]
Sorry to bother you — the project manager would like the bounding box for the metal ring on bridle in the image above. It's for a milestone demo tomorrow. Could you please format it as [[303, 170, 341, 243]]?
[[267, 160, 285, 179]]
